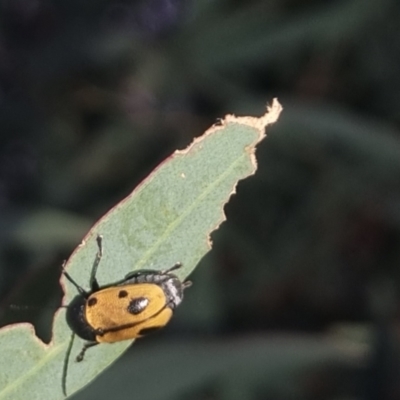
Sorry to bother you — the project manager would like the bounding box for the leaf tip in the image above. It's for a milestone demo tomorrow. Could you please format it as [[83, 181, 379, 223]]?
[[224, 98, 283, 132]]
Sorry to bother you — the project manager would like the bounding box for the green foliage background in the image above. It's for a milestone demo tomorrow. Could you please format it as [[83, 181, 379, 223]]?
[[0, 0, 399, 399]]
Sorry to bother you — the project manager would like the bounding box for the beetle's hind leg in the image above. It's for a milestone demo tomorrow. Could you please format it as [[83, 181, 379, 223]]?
[[76, 341, 99, 362], [183, 280, 192, 289], [163, 262, 182, 274], [163, 262, 192, 288]]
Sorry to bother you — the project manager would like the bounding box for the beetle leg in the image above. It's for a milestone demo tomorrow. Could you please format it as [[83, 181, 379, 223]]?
[[76, 341, 99, 362], [163, 262, 182, 274], [183, 280, 192, 289]]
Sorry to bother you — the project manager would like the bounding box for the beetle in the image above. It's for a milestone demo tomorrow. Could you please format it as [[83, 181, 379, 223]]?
[[61, 235, 191, 395]]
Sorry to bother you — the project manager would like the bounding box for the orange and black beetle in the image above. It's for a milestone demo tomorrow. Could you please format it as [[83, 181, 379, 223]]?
[[63, 235, 191, 362]]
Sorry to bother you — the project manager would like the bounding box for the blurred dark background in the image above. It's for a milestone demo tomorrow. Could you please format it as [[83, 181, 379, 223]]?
[[1, 0, 400, 399]]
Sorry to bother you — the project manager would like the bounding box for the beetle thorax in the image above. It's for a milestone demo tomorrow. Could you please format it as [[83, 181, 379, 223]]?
[[123, 270, 185, 309], [160, 276, 184, 309]]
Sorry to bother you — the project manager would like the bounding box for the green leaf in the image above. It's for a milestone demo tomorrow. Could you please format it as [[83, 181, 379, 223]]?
[[0, 99, 282, 399]]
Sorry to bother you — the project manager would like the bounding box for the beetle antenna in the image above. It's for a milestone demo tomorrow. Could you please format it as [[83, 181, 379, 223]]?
[[62, 261, 87, 296], [89, 235, 103, 292]]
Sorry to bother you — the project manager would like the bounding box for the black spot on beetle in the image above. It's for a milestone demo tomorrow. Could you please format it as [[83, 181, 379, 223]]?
[[127, 297, 149, 314], [118, 290, 128, 298], [88, 297, 97, 306]]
